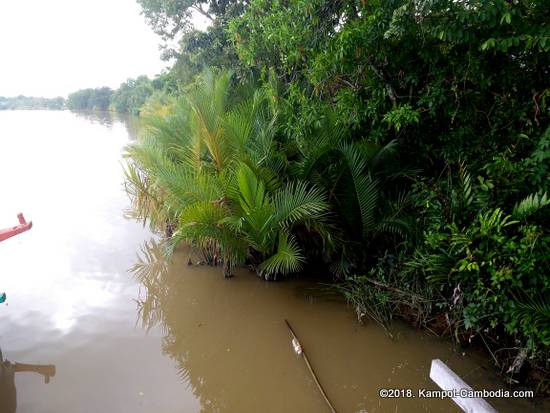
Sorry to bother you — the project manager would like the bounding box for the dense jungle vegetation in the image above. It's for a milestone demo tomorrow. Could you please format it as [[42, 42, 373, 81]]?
[[122, 0, 550, 392]]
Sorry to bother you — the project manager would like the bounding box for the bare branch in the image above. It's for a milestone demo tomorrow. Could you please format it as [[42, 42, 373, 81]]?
[[191, 4, 214, 21]]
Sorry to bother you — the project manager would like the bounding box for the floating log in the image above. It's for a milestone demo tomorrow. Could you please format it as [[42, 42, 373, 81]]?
[[285, 319, 337, 413]]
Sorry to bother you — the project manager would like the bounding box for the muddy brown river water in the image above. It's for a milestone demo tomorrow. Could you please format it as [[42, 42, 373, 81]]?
[[0, 110, 547, 413]]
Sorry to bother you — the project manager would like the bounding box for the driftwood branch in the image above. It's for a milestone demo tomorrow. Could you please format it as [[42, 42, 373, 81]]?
[[285, 320, 337, 413], [362, 277, 427, 302]]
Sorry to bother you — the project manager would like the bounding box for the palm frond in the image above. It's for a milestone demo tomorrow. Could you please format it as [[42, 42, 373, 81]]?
[[458, 162, 474, 208], [512, 293, 550, 346], [339, 142, 380, 236], [123, 159, 171, 232], [299, 126, 346, 179], [258, 232, 305, 278], [187, 69, 231, 134], [141, 100, 192, 156], [186, 69, 234, 171], [375, 191, 412, 238], [272, 181, 329, 228], [236, 162, 267, 212], [167, 200, 248, 265], [377, 217, 412, 238], [224, 92, 261, 149], [156, 160, 223, 208], [356, 139, 398, 172]]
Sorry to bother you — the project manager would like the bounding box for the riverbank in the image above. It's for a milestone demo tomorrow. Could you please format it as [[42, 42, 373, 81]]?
[[2, 110, 546, 412]]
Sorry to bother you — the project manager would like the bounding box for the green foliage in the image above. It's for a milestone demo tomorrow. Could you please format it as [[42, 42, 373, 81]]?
[[383, 105, 420, 132], [138, 0, 246, 89], [406, 162, 549, 351], [513, 192, 550, 220], [110, 76, 155, 115], [137, 0, 246, 41], [512, 293, 550, 347], [67, 87, 113, 111], [132, 0, 550, 379], [295, 120, 413, 271], [65, 72, 178, 115], [125, 69, 330, 279]]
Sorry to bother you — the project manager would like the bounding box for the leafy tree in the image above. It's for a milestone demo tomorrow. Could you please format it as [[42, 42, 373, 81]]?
[[67, 87, 113, 111], [137, 0, 247, 40], [138, 0, 249, 88], [110, 76, 154, 115]]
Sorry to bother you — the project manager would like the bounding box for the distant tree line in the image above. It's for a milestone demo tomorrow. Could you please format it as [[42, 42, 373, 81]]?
[[66, 72, 177, 115], [0, 73, 176, 115], [66, 87, 113, 111], [0, 96, 65, 110]]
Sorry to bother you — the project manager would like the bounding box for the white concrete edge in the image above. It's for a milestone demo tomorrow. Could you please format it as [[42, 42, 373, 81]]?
[[430, 359, 498, 413]]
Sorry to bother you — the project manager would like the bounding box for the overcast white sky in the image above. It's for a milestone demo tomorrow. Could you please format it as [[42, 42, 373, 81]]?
[[0, 0, 169, 98]]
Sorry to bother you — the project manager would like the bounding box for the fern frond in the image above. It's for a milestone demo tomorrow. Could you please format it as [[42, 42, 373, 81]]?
[[512, 192, 549, 220], [478, 208, 518, 235], [458, 162, 474, 208]]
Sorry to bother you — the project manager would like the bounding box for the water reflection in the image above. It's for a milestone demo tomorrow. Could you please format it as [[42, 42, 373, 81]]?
[[69, 110, 116, 128], [69, 110, 141, 140], [132, 240, 217, 410], [0, 110, 197, 413], [131, 240, 454, 413], [131, 240, 550, 413], [0, 346, 56, 413], [132, 239, 314, 412]]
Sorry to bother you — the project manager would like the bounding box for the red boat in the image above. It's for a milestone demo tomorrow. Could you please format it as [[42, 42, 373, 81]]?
[[0, 213, 32, 243]]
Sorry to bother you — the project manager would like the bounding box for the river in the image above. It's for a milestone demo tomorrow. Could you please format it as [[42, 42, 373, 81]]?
[[0, 110, 546, 412]]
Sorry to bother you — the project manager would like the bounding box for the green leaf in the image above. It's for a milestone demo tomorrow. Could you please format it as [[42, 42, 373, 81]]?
[[500, 12, 512, 25], [236, 162, 267, 213]]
